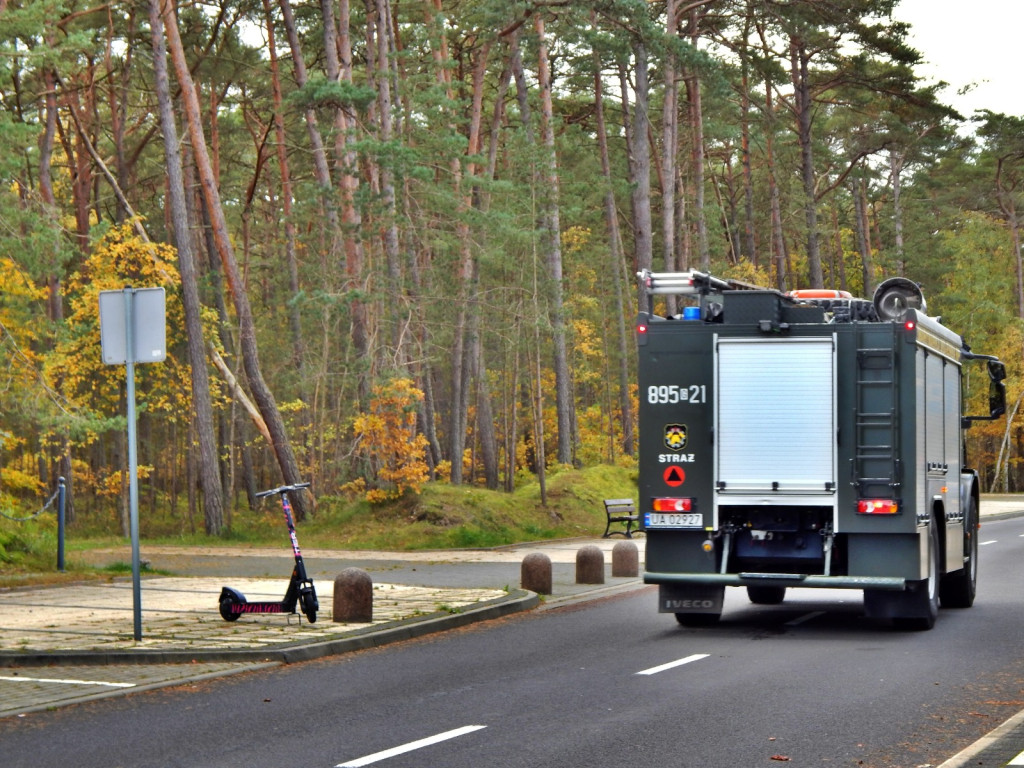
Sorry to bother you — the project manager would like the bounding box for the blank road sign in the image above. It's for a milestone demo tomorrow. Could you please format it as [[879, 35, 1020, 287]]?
[[98, 288, 167, 365]]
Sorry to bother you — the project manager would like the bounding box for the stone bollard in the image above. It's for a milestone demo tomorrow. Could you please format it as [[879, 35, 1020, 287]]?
[[521, 552, 553, 595], [333, 567, 373, 623], [611, 540, 639, 577], [576, 544, 605, 585]]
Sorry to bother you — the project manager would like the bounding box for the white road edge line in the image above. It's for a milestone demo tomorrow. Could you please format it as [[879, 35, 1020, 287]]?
[[0, 675, 136, 688], [336, 725, 488, 768], [979, 540, 998, 546], [636, 653, 710, 676], [1010, 749, 1024, 766]]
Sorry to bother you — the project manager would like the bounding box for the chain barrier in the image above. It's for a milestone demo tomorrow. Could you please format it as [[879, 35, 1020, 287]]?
[[0, 485, 61, 522], [0, 478, 68, 571]]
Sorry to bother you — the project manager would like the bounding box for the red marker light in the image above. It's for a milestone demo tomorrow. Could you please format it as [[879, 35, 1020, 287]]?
[[857, 499, 899, 515], [652, 497, 693, 512], [904, 320, 916, 331], [637, 324, 648, 334]]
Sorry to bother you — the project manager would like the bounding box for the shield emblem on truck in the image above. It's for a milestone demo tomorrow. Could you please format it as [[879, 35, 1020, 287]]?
[[664, 424, 688, 450]]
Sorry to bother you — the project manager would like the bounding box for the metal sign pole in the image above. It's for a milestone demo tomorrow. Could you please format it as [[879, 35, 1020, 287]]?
[[124, 288, 143, 642], [99, 285, 165, 643], [57, 477, 66, 572]]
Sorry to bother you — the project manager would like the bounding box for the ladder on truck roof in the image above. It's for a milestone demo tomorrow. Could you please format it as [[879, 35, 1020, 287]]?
[[853, 323, 901, 497], [637, 269, 879, 322], [638, 269, 763, 296]]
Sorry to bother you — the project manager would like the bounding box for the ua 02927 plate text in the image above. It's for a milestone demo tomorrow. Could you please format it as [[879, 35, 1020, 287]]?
[[644, 512, 702, 528]]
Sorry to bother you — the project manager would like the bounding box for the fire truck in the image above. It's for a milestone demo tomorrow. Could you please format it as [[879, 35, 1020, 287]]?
[[637, 271, 1007, 629]]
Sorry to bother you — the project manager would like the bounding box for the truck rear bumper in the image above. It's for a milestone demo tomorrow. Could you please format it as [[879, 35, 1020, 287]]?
[[643, 571, 907, 591]]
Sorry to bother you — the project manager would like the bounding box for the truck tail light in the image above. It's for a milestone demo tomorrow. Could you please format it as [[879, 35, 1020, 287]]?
[[857, 499, 900, 515], [652, 497, 693, 512]]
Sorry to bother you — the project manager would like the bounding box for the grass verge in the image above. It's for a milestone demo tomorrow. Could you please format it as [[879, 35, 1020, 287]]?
[[0, 465, 638, 585]]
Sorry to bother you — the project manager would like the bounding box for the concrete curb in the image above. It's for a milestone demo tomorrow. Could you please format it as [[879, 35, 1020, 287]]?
[[0, 589, 539, 668], [937, 707, 1024, 768]]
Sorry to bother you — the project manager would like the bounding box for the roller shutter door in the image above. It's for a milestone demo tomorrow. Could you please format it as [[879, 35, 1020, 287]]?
[[716, 338, 835, 493]]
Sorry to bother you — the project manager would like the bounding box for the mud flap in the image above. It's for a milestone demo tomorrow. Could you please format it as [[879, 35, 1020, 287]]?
[[863, 587, 920, 619], [863, 580, 936, 627], [658, 583, 725, 614]]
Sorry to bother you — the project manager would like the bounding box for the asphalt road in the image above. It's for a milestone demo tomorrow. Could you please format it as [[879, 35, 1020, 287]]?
[[3, 517, 1024, 768]]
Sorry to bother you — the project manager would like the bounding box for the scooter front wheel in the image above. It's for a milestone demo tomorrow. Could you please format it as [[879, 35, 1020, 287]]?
[[300, 590, 318, 624]]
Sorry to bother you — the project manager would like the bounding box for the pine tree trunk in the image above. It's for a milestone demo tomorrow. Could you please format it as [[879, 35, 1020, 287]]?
[[536, 15, 574, 466], [593, 43, 635, 457], [763, 78, 788, 290], [322, 0, 370, 397], [792, 38, 823, 288], [263, 0, 305, 371], [854, 176, 874, 295], [661, 0, 679, 317], [370, 0, 404, 361], [630, 40, 653, 313], [161, 0, 310, 521], [687, 9, 710, 272], [889, 150, 906, 274], [740, 68, 757, 265], [149, 0, 224, 534]]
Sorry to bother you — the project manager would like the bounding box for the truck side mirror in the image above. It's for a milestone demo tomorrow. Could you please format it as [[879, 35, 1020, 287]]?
[[989, 378, 1007, 419], [962, 357, 1008, 427], [987, 360, 1007, 419], [988, 360, 1007, 382]]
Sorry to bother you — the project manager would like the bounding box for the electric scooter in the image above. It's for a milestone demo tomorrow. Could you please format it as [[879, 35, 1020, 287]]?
[[218, 482, 319, 624]]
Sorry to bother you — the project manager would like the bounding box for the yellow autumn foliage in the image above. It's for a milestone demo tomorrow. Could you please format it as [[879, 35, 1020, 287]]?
[[342, 378, 430, 503]]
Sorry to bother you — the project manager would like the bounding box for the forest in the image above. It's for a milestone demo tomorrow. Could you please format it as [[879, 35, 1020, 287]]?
[[1, 0, 1023, 538]]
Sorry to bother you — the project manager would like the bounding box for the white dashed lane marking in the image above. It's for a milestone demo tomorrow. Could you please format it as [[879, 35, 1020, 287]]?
[[786, 611, 827, 627], [636, 653, 710, 676], [336, 725, 488, 767]]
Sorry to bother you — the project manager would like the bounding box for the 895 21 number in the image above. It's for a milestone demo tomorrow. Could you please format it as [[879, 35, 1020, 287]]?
[[647, 385, 706, 404]]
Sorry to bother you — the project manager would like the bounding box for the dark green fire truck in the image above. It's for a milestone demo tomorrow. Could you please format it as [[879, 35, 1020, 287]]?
[[637, 271, 1007, 630]]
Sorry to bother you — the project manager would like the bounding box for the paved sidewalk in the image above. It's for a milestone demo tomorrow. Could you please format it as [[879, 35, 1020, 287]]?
[[0, 537, 647, 664], [0, 576, 514, 659], [0, 536, 647, 716]]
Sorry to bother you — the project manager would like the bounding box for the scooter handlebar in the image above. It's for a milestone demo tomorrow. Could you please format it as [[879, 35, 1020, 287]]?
[[255, 482, 312, 499]]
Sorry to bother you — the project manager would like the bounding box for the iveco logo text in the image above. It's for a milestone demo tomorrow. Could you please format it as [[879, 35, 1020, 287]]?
[[663, 599, 716, 609]]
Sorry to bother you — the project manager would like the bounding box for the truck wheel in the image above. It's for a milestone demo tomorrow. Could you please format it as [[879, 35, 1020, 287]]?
[[940, 497, 978, 609], [675, 612, 720, 627], [893, 521, 940, 631], [747, 586, 786, 605]]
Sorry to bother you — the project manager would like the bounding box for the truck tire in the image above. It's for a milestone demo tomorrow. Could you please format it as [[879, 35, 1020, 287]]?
[[940, 496, 978, 608], [892, 520, 940, 631], [675, 612, 721, 627], [747, 586, 786, 605]]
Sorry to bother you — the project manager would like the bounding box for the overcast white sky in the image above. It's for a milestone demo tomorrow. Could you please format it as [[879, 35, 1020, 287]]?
[[893, 0, 1024, 120]]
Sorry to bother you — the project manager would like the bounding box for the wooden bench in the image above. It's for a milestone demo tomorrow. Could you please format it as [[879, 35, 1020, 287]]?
[[603, 498, 639, 538]]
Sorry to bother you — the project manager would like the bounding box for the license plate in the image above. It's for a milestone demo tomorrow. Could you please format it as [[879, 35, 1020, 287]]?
[[644, 512, 703, 528]]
